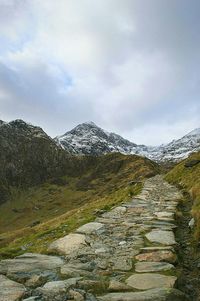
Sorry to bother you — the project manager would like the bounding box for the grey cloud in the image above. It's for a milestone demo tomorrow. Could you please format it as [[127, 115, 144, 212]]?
[[0, 0, 199, 144]]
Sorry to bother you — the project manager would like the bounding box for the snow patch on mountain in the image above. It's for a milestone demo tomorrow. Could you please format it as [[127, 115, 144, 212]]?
[[55, 122, 200, 162]]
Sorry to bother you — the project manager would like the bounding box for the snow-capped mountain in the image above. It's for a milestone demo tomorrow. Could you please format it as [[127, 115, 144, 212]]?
[[55, 122, 200, 161], [153, 128, 200, 161], [55, 121, 146, 155]]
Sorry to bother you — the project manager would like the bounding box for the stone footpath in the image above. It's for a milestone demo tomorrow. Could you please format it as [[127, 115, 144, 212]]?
[[0, 176, 189, 301]]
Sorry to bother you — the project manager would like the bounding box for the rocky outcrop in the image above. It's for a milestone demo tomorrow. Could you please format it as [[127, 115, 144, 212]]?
[[0, 176, 189, 300], [0, 119, 76, 203]]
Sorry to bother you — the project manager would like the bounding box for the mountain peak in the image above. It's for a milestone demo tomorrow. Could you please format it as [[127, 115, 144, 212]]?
[[185, 128, 200, 137], [56, 122, 137, 155], [81, 121, 97, 127]]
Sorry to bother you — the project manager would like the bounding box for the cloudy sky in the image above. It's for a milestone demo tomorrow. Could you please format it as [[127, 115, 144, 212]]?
[[0, 0, 199, 145]]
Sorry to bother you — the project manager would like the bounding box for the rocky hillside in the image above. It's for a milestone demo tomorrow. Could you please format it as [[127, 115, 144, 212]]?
[[55, 122, 200, 162], [55, 121, 147, 155], [0, 119, 77, 204], [154, 128, 200, 162]]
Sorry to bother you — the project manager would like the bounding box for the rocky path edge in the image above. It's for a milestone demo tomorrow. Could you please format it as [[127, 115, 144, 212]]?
[[0, 175, 189, 301]]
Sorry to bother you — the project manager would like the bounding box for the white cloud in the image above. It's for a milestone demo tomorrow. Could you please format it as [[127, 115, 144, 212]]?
[[0, 0, 199, 144]]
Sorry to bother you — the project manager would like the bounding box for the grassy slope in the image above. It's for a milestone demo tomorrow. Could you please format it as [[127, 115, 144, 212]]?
[[0, 153, 159, 259], [165, 151, 200, 240]]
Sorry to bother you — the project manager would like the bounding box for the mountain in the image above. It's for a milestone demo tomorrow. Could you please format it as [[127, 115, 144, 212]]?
[[156, 128, 200, 161], [55, 121, 148, 156], [0, 119, 77, 203], [55, 122, 200, 161]]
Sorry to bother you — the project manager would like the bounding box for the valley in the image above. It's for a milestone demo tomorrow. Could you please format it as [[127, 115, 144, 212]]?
[[0, 119, 200, 300]]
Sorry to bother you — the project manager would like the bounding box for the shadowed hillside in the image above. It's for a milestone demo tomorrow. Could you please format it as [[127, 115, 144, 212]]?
[[0, 119, 80, 204], [0, 152, 159, 258]]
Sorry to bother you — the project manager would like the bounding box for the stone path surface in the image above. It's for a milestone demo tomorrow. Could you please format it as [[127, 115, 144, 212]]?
[[0, 175, 189, 301]]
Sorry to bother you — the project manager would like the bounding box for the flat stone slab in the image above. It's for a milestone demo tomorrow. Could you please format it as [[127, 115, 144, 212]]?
[[0, 274, 26, 301], [76, 222, 104, 234], [0, 253, 64, 276], [102, 206, 126, 218], [136, 250, 177, 263], [60, 265, 92, 277], [23, 296, 39, 301], [140, 246, 174, 252], [155, 212, 174, 219], [48, 233, 86, 255], [98, 288, 187, 301], [125, 273, 177, 290], [135, 261, 175, 272], [145, 230, 176, 245]]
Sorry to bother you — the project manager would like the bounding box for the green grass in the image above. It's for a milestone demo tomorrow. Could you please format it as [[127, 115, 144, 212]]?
[[0, 153, 159, 259], [165, 151, 200, 240]]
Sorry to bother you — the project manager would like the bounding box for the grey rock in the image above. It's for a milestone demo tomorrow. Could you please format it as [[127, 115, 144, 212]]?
[[76, 222, 104, 234], [36, 278, 77, 301], [188, 218, 195, 229], [97, 288, 187, 301], [140, 246, 174, 252], [0, 274, 26, 301], [108, 280, 132, 292], [111, 257, 132, 271], [69, 289, 84, 301], [145, 230, 176, 245], [48, 233, 86, 255], [25, 274, 48, 288], [135, 261, 175, 273], [125, 273, 177, 290], [23, 296, 42, 301], [60, 265, 92, 278], [155, 212, 174, 219], [0, 253, 64, 282], [78, 279, 108, 292]]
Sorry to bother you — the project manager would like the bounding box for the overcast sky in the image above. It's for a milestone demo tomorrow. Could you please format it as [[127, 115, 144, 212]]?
[[0, 0, 199, 145]]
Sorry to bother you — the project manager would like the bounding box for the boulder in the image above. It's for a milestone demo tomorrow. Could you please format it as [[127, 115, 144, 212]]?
[[76, 222, 104, 234], [48, 233, 86, 255], [0, 274, 26, 301]]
